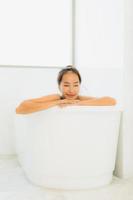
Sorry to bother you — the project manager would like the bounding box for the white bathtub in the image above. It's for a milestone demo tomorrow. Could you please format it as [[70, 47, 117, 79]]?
[[15, 106, 121, 189]]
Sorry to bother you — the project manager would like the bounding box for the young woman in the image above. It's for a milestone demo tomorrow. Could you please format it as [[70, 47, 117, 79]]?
[[16, 66, 117, 114]]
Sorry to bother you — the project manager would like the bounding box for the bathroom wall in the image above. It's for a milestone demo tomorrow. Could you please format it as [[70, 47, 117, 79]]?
[[114, 0, 133, 178], [74, 0, 124, 103], [0, 0, 72, 66], [75, 0, 124, 69], [0, 0, 72, 155], [0, 0, 124, 157]]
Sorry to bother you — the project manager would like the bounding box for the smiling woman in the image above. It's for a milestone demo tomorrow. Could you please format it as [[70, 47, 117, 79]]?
[[16, 66, 117, 114], [57, 66, 81, 100]]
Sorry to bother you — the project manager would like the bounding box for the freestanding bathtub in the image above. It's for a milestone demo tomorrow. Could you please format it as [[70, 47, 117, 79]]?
[[15, 106, 121, 189]]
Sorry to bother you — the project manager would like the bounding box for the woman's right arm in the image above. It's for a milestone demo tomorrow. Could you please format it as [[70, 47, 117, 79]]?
[[16, 96, 80, 114], [16, 94, 61, 114], [24, 94, 61, 103]]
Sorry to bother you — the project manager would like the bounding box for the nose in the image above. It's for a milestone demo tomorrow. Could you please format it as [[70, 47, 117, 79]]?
[[68, 86, 74, 93]]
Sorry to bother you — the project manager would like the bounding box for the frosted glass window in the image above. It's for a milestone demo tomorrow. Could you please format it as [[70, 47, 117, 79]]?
[[75, 0, 124, 68], [0, 0, 72, 66]]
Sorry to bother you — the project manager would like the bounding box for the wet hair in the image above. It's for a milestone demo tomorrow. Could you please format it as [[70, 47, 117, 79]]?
[[57, 65, 82, 85]]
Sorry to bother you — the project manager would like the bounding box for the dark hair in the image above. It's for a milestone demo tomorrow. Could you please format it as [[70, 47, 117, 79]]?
[[57, 65, 82, 85]]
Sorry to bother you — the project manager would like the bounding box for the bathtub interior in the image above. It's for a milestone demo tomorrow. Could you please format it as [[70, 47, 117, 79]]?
[[15, 106, 121, 189]]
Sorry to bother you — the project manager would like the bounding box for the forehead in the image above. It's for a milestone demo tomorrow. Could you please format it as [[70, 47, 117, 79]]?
[[62, 72, 79, 83]]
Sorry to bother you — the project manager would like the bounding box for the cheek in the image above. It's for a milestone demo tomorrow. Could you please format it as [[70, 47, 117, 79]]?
[[60, 85, 67, 93], [63, 87, 68, 93], [75, 86, 80, 92]]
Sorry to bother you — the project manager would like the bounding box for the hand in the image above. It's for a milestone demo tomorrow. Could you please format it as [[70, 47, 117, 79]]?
[[58, 99, 80, 108]]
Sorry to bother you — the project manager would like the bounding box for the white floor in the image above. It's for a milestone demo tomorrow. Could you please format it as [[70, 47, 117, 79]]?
[[0, 157, 133, 200]]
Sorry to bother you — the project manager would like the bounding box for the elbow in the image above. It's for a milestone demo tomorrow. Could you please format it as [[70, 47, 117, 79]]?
[[16, 106, 24, 114], [112, 98, 117, 105], [104, 96, 117, 105], [16, 107, 20, 114], [15, 100, 29, 114], [109, 97, 117, 105]]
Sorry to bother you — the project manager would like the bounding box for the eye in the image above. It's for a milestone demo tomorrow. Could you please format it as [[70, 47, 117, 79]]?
[[74, 85, 79, 87], [64, 85, 69, 87]]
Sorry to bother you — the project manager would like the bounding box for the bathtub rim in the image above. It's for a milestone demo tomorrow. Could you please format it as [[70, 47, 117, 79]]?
[[15, 105, 123, 117]]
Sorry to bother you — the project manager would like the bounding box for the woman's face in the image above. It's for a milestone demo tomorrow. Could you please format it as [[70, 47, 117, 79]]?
[[59, 72, 80, 99]]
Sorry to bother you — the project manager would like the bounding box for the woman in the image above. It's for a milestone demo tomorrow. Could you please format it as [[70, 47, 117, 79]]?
[[16, 66, 117, 114]]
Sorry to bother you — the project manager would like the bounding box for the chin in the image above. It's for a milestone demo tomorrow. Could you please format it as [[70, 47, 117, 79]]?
[[66, 96, 77, 100]]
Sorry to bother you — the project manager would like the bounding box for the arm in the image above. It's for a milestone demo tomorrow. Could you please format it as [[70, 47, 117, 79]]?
[[16, 94, 61, 114], [15, 95, 79, 114], [77, 96, 117, 106], [25, 94, 60, 103]]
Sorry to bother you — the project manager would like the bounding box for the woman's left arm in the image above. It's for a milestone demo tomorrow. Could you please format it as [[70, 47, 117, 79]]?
[[78, 96, 117, 106]]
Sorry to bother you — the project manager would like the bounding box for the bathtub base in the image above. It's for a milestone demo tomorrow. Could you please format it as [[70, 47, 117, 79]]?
[[15, 107, 121, 190], [27, 172, 113, 190]]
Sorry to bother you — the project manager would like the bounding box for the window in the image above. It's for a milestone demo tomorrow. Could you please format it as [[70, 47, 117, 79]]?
[[0, 0, 72, 66]]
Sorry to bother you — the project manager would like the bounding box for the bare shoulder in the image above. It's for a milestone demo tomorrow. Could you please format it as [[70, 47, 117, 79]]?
[[78, 95, 117, 105], [24, 94, 60, 103], [79, 95, 116, 103], [78, 95, 97, 100]]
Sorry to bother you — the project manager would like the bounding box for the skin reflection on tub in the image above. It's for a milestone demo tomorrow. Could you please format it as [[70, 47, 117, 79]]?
[[15, 106, 121, 190]]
